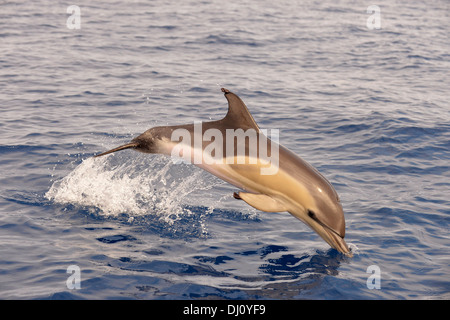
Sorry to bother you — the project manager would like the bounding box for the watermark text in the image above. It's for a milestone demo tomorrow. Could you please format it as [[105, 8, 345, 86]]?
[[66, 5, 81, 30], [66, 265, 81, 289]]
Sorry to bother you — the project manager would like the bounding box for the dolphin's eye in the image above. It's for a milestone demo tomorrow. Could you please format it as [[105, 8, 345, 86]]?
[[307, 210, 316, 219]]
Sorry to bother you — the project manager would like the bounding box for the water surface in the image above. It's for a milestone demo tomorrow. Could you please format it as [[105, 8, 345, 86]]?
[[0, 0, 449, 299]]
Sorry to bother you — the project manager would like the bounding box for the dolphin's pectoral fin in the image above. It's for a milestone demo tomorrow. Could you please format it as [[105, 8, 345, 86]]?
[[233, 192, 287, 213]]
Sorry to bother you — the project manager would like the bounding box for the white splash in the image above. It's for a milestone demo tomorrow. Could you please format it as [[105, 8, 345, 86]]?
[[45, 154, 220, 221]]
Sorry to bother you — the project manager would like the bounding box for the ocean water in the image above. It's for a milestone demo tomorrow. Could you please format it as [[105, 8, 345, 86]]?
[[1, 0, 449, 300]]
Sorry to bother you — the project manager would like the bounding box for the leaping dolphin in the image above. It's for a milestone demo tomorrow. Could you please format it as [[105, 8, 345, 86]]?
[[95, 88, 352, 256]]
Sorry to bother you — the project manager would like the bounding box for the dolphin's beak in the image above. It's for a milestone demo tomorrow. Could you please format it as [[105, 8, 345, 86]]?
[[319, 225, 352, 257], [94, 142, 139, 158], [303, 210, 352, 257]]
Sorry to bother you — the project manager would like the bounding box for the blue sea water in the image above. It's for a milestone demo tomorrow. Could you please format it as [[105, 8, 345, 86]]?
[[1, 0, 449, 300]]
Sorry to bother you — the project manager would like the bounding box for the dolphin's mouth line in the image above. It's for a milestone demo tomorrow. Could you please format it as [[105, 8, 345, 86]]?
[[327, 229, 352, 256], [307, 209, 351, 256], [325, 229, 351, 256], [307, 210, 343, 239]]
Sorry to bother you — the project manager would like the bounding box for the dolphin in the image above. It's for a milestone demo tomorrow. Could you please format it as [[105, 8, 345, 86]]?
[[95, 88, 351, 256]]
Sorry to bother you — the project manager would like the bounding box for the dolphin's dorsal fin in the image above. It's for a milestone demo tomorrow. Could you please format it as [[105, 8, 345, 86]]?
[[221, 88, 260, 132]]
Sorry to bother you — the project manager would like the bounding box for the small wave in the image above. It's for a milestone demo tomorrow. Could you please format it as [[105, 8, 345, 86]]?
[[204, 34, 261, 47]]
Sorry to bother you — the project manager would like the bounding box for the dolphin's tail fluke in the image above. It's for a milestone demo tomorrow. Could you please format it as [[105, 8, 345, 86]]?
[[94, 142, 139, 158]]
